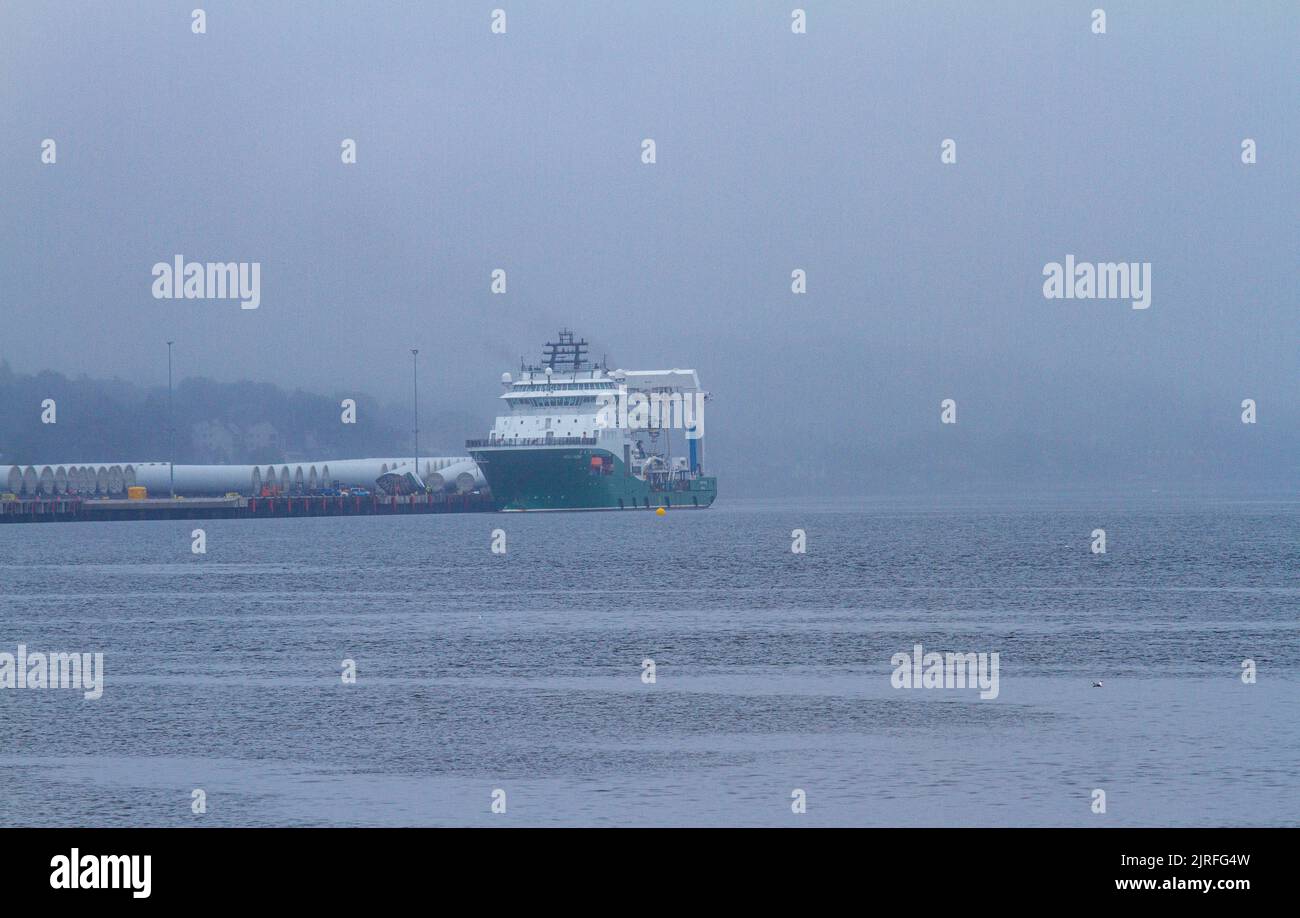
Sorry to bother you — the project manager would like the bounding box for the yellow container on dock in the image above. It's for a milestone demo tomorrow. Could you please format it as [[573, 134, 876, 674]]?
[[127, 486, 148, 500]]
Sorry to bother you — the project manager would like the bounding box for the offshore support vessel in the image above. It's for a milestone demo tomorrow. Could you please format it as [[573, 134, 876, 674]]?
[[467, 331, 717, 511]]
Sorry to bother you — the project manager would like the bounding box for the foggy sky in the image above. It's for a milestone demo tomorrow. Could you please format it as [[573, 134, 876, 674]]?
[[2, 2, 1296, 495]]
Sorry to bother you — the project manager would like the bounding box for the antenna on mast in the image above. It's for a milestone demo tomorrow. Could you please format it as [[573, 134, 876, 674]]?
[[540, 329, 591, 373]]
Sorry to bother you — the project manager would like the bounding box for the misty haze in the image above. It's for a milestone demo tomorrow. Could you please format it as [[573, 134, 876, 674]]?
[[2, 3, 1293, 497]]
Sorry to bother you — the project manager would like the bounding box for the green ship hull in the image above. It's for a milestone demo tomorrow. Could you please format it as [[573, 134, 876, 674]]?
[[470, 445, 717, 512]]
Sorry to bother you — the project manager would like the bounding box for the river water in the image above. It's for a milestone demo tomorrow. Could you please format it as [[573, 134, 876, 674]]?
[[1, 496, 1295, 826]]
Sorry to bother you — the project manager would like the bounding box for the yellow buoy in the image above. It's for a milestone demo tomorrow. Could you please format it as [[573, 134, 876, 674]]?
[[656, 506, 666, 516]]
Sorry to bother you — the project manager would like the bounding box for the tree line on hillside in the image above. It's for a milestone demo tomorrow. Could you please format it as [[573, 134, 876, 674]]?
[[0, 361, 476, 466]]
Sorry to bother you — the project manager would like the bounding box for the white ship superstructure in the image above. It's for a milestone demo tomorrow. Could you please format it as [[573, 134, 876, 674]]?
[[468, 330, 717, 511]]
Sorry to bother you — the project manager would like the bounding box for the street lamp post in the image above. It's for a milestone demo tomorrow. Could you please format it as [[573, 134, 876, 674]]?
[[411, 348, 419, 485], [167, 340, 175, 499]]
